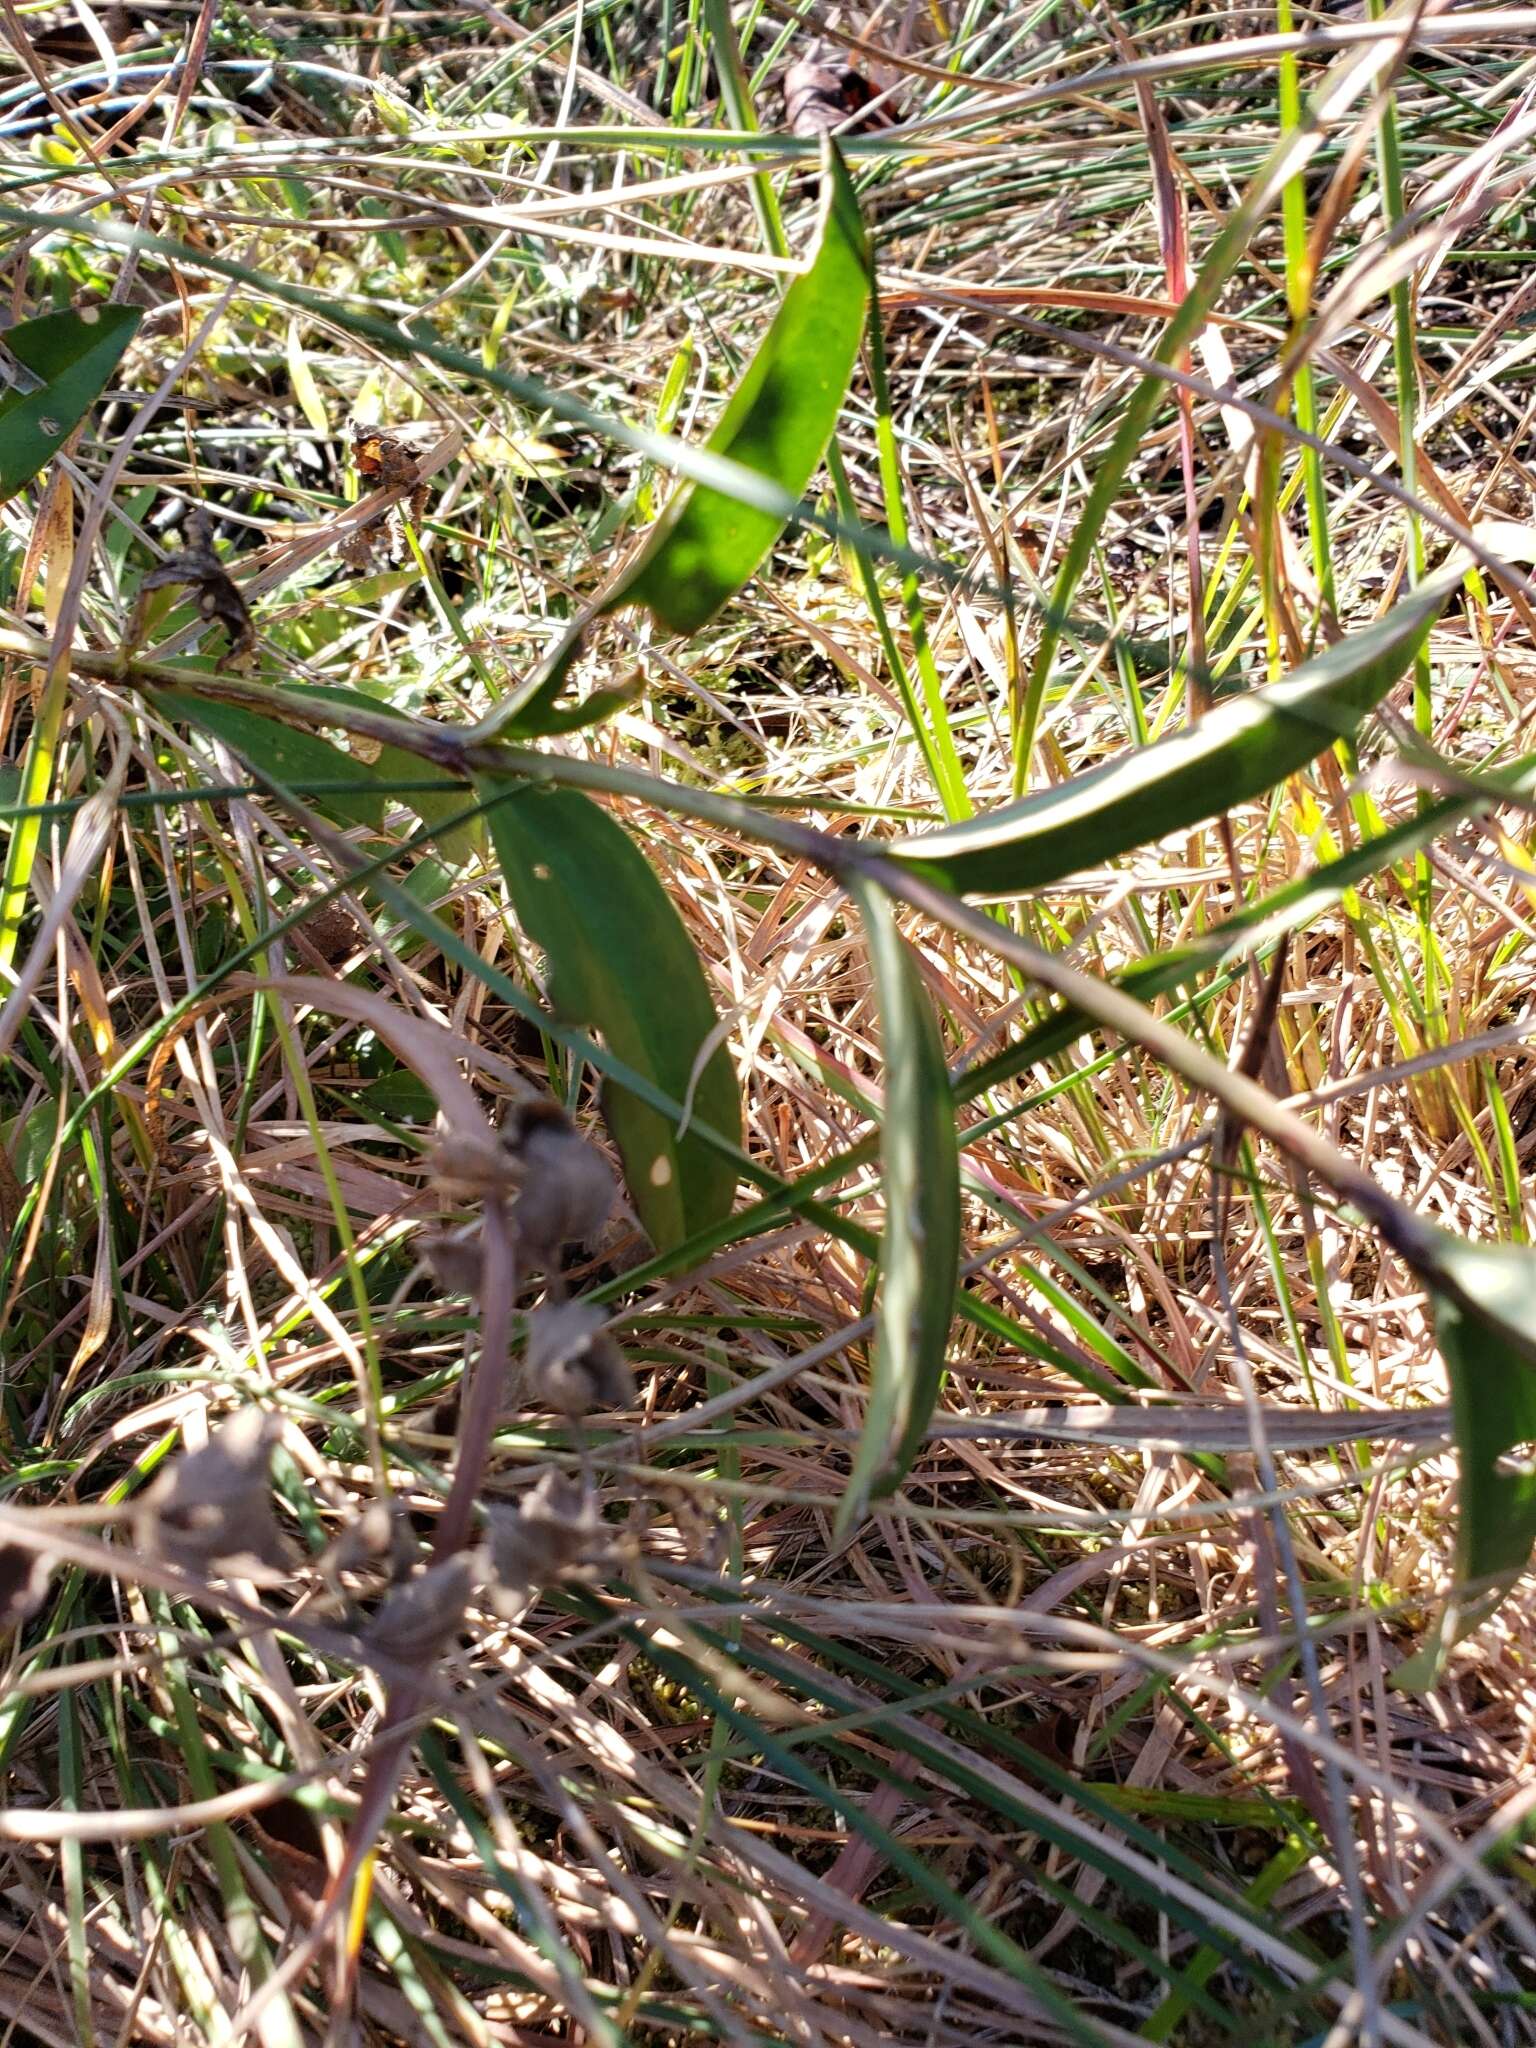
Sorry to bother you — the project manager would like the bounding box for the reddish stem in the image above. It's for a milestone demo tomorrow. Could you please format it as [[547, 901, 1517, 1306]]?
[[432, 1193, 517, 1562]]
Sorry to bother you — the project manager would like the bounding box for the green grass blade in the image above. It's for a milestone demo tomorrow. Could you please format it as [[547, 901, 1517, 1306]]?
[[620, 136, 867, 628], [157, 691, 386, 831]]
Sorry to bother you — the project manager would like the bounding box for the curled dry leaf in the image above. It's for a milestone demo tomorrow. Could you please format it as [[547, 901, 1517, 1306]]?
[[501, 1101, 616, 1267], [362, 1551, 476, 1666], [0, 1539, 55, 1629], [351, 421, 433, 527], [338, 518, 394, 574], [133, 1407, 287, 1579], [521, 1298, 632, 1418], [128, 509, 254, 668], [782, 44, 890, 138], [483, 1468, 604, 1617]]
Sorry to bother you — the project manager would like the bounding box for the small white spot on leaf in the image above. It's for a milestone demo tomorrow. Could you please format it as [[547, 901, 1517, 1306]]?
[[78, 304, 100, 324], [649, 1155, 673, 1188], [533, 863, 552, 881]]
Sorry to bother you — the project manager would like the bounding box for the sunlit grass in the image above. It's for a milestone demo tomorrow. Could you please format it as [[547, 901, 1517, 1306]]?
[[0, 2, 1534, 2043]]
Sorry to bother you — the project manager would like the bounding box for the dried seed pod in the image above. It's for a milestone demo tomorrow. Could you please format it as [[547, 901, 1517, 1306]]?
[[482, 1469, 603, 1617], [521, 1299, 631, 1418], [322, 1499, 397, 1579], [501, 1102, 615, 1267], [417, 1223, 486, 1299], [427, 1121, 528, 1205], [0, 1541, 55, 1630], [128, 509, 255, 668], [134, 1408, 288, 1578], [361, 1551, 475, 1666], [338, 514, 395, 574]]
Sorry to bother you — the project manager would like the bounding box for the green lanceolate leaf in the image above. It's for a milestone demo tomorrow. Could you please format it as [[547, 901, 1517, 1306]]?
[[838, 879, 961, 1532], [486, 138, 871, 740], [1397, 1234, 1536, 1684], [478, 779, 740, 1250], [890, 561, 1465, 899], [956, 750, 1536, 1106], [285, 681, 480, 864], [158, 691, 385, 831], [620, 136, 870, 632], [0, 303, 141, 502]]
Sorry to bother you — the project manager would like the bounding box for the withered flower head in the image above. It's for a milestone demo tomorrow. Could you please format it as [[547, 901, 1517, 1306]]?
[[482, 1468, 604, 1618], [417, 1222, 486, 1299], [321, 1498, 397, 1580], [520, 1299, 631, 1418], [0, 1540, 55, 1630], [134, 1408, 287, 1579], [361, 1551, 475, 1667], [427, 1120, 527, 1205], [128, 508, 255, 669], [501, 1102, 615, 1268]]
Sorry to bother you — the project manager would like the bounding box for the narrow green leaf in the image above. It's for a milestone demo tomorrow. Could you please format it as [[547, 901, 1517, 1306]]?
[[891, 563, 1462, 898], [0, 303, 141, 502], [58, 1690, 92, 2047], [285, 680, 479, 862], [952, 740, 1536, 1110], [483, 139, 870, 744], [1397, 1235, 1536, 1682], [839, 879, 961, 1531], [620, 138, 869, 634], [157, 691, 385, 831], [477, 780, 740, 1251]]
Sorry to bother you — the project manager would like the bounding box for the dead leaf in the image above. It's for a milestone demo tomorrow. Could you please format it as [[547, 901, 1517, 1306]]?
[[782, 45, 891, 138], [247, 1797, 329, 1926], [469, 430, 565, 480], [337, 515, 396, 574], [18, 467, 74, 628]]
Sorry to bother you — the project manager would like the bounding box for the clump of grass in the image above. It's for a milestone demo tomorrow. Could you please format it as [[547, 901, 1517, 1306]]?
[[1, 4, 1535, 2045]]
